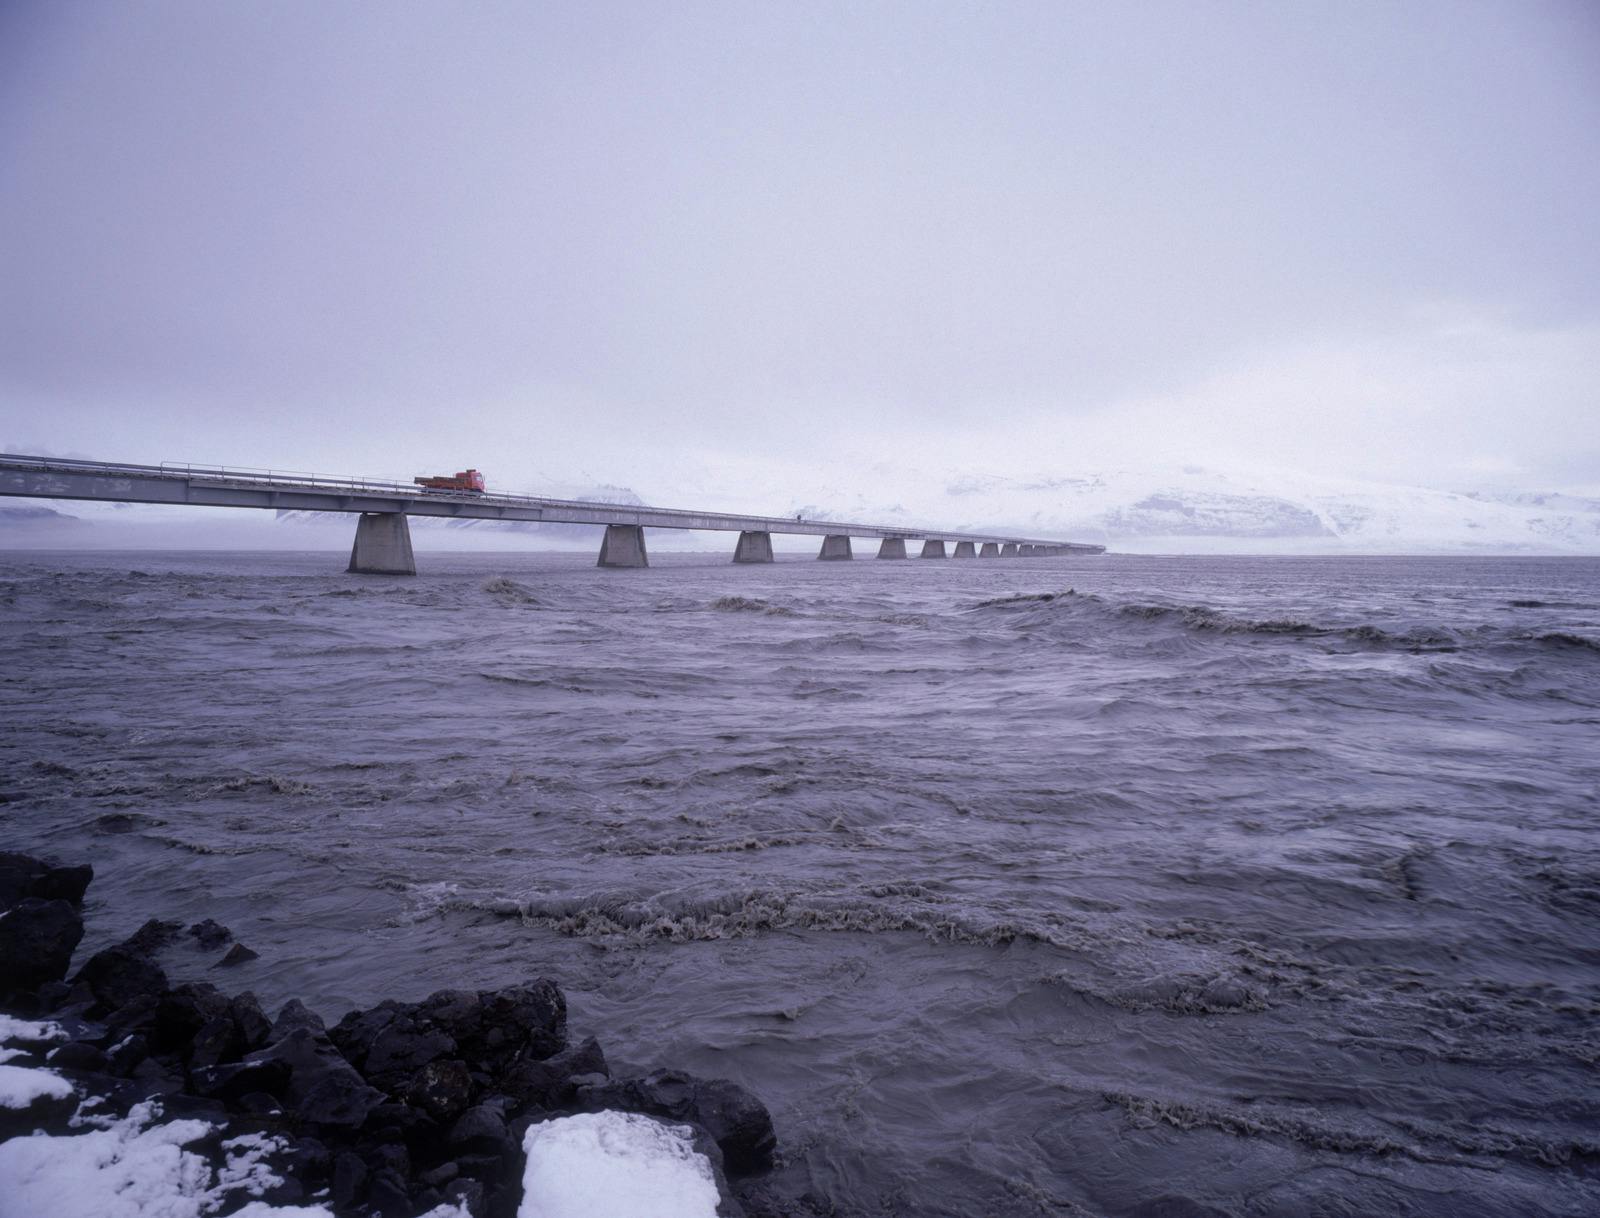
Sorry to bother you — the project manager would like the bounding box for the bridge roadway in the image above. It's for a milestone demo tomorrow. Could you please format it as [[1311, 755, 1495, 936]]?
[[0, 452, 1105, 574]]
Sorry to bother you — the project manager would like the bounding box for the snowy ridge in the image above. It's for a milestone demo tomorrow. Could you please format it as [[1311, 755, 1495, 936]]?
[[772, 462, 1600, 554]]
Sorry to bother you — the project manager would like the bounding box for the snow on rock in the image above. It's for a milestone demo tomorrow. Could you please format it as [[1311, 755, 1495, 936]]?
[[0, 1063, 74, 1108], [519, 1110, 722, 1218], [0, 1014, 65, 1044], [0, 1096, 331, 1218]]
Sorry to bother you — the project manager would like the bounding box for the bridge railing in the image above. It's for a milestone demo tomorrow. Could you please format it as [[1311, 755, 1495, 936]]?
[[160, 461, 415, 495]]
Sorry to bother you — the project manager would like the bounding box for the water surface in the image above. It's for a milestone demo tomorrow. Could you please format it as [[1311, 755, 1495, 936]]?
[[2, 550, 1597, 1216]]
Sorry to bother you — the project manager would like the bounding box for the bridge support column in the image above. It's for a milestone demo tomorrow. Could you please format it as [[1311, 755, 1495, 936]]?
[[1020, 545, 1038, 557], [920, 540, 947, 559], [877, 538, 907, 560], [347, 512, 415, 575], [598, 524, 649, 568], [953, 541, 976, 558], [733, 530, 775, 563], [818, 534, 852, 561], [979, 542, 999, 558], [1000, 543, 1018, 557]]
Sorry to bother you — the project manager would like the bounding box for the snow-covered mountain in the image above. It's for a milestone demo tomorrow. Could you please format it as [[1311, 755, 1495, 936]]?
[[768, 463, 1600, 554]]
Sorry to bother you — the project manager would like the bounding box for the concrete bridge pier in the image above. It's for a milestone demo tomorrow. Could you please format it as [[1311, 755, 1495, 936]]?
[[598, 524, 649, 567], [953, 540, 976, 558], [877, 538, 907, 560], [348, 512, 415, 575], [921, 540, 947, 559], [980, 542, 999, 557], [733, 530, 775, 563], [1020, 544, 1038, 557], [819, 534, 853, 560], [1001, 543, 1018, 557]]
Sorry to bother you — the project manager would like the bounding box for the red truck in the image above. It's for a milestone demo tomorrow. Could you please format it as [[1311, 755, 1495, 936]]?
[[413, 469, 486, 494]]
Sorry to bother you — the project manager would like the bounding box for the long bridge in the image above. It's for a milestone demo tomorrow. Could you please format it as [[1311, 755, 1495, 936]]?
[[0, 452, 1105, 574]]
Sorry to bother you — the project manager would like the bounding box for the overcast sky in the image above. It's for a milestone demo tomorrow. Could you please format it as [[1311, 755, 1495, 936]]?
[[2, 0, 1596, 501]]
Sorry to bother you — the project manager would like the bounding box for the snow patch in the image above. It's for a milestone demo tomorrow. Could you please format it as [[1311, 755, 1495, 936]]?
[[0, 1063, 74, 1108], [519, 1111, 722, 1218], [417, 1202, 475, 1218], [0, 1097, 329, 1218], [0, 1015, 65, 1043]]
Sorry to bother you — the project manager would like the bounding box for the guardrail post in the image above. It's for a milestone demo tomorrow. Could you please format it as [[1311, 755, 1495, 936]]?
[[347, 512, 416, 575], [733, 530, 775, 563], [598, 524, 649, 567], [818, 534, 852, 560]]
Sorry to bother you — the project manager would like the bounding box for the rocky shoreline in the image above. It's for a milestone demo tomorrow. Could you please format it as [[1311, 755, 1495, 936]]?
[[0, 851, 798, 1217]]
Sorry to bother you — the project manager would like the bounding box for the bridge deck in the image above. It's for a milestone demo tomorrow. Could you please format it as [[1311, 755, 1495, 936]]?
[[0, 453, 1104, 551]]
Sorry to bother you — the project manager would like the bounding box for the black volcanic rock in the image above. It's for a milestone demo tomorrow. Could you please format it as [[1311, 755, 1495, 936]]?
[[0, 852, 93, 909], [582, 1069, 777, 1174], [331, 1151, 367, 1208], [188, 1014, 242, 1070], [32, 864, 93, 905], [441, 1177, 484, 1215], [417, 982, 566, 1066], [364, 1139, 412, 1180], [129, 1056, 185, 1097], [0, 897, 84, 996], [501, 1035, 608, 1111], [123, 918, 184, 955], [448, 1104, 510, 1157], [270, 998, 326, 1040], [230, 992, 273, 1050], [370, 1017, 457, 1088], [105, 1032, 150, 1076], [190, 1056, 292, 1103], [105, 993, 162, 1042], [154, 982, 231, 1054], [405, 1058, 474, 1124], [244, 1025, 384, 1130], [74, 944, 169, 1013], [214, 942, 259, 968], [360, 1100, 441, 1156], [367, 1167, 411, 1217], [332, 979, 567, 1102], [47, 1039, 108, 1073], [187, 919, 233, 950]]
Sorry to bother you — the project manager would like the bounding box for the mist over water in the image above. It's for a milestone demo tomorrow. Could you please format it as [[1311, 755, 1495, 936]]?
[[2, 550, 1598, 1216]]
